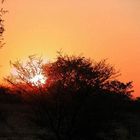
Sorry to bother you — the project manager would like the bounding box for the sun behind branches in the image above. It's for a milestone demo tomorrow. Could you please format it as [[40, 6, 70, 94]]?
[[29, 74, 47, 86], [6, 55, 48, 88]]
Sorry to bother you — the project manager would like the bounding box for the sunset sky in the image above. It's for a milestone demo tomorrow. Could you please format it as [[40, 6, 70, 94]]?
[[0, 0, 140, 96]]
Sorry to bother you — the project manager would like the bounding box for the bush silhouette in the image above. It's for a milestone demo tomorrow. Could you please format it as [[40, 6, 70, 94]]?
[[32, 54, 134, 140], [5, 53, 134, 140]]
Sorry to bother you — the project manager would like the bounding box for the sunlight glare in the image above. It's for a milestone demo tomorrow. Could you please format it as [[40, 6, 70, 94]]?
[[29, 74, 47, 86]]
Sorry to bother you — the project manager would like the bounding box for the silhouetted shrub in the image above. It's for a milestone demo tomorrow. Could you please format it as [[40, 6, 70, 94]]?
[[31, 53, 133, 140], [5, 53, 135, 140]]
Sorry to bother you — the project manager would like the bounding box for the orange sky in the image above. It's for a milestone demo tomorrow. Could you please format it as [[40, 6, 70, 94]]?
[[0, 0, 140, 96]]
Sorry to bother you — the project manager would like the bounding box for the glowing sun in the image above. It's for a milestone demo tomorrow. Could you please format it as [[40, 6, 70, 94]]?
[[29, 74, 47, 86], [9, 56, 49, 87]]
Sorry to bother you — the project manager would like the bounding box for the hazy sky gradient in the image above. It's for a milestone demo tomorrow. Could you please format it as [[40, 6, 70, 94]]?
[[0, 0, 140, 96]]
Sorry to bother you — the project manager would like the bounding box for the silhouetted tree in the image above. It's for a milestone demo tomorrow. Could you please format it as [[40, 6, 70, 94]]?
[[34, 53, 133, 140], [6, 53, 134, 140]]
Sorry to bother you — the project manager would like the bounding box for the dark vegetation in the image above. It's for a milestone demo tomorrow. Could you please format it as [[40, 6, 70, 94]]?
[[0, 1, 139, 139], [0, 53, 140, 140], [0, 0, 7, 48]]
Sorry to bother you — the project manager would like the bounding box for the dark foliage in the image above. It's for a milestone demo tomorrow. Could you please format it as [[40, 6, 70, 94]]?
[[29, 54, 134, 140], [3, 53, 140, 140], [0, 0, 7, 48]]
